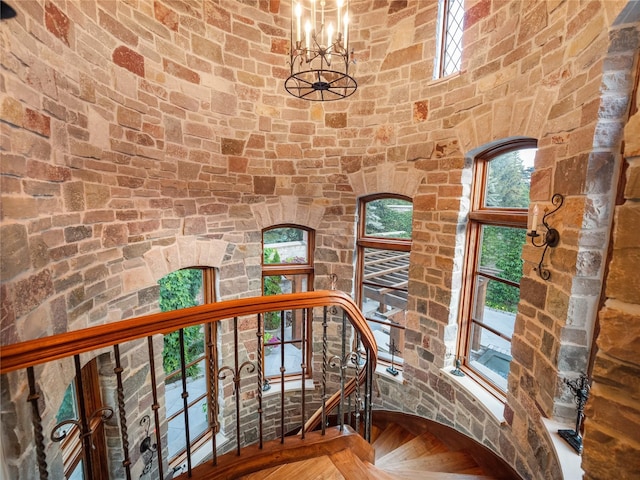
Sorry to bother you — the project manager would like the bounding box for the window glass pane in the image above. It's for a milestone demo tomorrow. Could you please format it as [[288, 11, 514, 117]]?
[[57, 383, 78, 423], [468, 323, 511, 391], [68, 460, 84, 480], [484, 148, 535, 208], [443, 0, 464, 76], [166, 360, 207, 458], [159, 269, 204, 311], [478, 225, 526, 285], [163, 325, 205, 378], [361, 248, 408, 359], [472, 277, 519, 333], [264, 228, 309, 264], [264, 340, 303, 377], [364, 199, 413, 238]]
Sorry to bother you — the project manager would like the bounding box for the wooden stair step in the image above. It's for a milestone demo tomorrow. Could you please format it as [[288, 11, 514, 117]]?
[[372, 423, 416, 459], [369, 423, 383, 444], [241, 455, 346, 480], [376, 431, 450, 466], [329, 449, 398, 480], [380, 451, 482, 474], [377, 471, 494, 480]]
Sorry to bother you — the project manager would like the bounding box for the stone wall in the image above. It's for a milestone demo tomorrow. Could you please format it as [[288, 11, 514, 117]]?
[[582, 25, 640, 479], [1, 1, 638, 479]]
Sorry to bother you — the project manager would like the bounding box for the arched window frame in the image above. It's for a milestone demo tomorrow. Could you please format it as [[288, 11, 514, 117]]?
[[356, 194, 413, 369], [261, 225, 315, 381], [457, 138, 537, 398], [160, 267, 217, 467]]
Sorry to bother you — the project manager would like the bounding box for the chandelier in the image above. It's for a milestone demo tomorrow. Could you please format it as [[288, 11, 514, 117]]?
[[285, 0, 357, 101]]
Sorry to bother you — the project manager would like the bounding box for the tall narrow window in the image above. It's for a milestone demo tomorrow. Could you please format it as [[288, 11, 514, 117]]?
[[262, 226, 314, 380], [159, 268, 216, 464], [459, 141, 536, 393], [434, 0, 465, 79], [356, 196, 412, 368]]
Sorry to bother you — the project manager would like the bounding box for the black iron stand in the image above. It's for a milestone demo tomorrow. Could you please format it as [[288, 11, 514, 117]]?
[[386, 338, 400, 376], [558, 373, 590, 454]]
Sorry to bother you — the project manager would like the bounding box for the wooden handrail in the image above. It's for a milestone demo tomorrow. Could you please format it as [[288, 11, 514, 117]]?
[[0, 290, 377, 375]]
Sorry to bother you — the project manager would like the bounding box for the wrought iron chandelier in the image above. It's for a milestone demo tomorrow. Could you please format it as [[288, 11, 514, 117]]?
[[285, 0, 357, 101]]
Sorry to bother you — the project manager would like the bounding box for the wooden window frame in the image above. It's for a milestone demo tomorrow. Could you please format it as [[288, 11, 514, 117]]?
[[356, 194, 412, 367], [261, 225, 315, 382], [164, 268, 216, 466], [457, 139, 536, 399], [59, 358, 108, 480]]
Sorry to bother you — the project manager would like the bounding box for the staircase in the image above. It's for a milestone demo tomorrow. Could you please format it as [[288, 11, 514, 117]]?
[[233, 411, 519, 480]]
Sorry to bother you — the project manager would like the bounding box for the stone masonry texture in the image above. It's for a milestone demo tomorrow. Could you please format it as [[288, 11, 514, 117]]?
[[1, 1, 638, 479]]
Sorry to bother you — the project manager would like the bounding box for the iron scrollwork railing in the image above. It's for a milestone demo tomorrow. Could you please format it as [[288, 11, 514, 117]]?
[[0, 290, 376, 479]]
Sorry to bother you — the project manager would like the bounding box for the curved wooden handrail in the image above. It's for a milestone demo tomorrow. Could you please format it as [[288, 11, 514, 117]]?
[[0, 290, 377, 375]]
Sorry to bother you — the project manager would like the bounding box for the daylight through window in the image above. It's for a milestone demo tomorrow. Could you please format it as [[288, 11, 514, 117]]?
[[458, 141, 536, 393], [159, 268, 215, 463], [356, 196, 412, 369], [262, 226, 314, 380], [434, 0, 465, 78]]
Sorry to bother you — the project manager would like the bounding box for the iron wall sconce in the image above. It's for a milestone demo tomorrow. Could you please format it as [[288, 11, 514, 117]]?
[[527, 193, 564, 280]]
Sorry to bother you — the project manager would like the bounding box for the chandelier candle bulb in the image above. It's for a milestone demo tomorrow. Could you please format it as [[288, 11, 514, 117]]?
[[296, 3, 301, 43], [285, 0, 357, 100]]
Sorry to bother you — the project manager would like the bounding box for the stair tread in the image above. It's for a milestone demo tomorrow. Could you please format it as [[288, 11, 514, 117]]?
[[378, 471, 495, 480], [266, 455, 346, 480], [372, 423, 416, 459], [330, 449, 405, 480], [380, 451, 482, 474], [376, 431, 450, 465]]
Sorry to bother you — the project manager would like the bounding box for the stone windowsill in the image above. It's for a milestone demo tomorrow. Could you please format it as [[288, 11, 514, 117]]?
[[262, 378, 316, 399], [541, 418, 584, 480], [440, 367, 506, 424], [375, 363, 405, 384]]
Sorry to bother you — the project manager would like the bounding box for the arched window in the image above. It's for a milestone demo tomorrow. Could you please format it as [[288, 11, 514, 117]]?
[[159, 268, 216, 464], [262, 225, 314, 380], [356, 195, 413, 369], [458, 140, 536, 394]]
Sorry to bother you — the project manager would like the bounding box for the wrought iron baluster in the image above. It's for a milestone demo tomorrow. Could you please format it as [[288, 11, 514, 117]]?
[[218, 317, 255, 456], [354, 332, 361, 435], [364, 350, 373, 442], [177, 328, 192, 474], [279, 310, 285, 444], [146, 336, 164, 480], [113, 344, 132, 480], [257, 313, 265, 449], [300, 307, 307, 440], [27, 367, 48, 480], [321, 306, 328, 435], [208, 321, 219, 465], [339, 310, 347, 432]]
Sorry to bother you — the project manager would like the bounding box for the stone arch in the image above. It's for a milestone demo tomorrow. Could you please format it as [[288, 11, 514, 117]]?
[[141, 237, 229, 284], [346, 162, 427, 198], [251, 196, 327, 231]]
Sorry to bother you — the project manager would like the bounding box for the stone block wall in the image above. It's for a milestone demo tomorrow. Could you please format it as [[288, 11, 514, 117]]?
[[1, 1, 638, 479], [582, 35, 640, 479]]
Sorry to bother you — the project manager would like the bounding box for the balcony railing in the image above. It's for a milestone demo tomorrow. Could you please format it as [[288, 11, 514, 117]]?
[[0, 290, 376, 480]]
